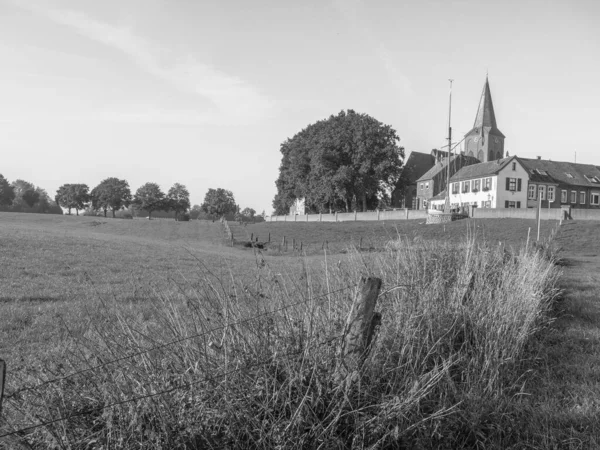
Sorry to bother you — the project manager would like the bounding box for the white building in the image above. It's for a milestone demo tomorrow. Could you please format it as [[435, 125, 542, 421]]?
[[449, 156, 529, 209]]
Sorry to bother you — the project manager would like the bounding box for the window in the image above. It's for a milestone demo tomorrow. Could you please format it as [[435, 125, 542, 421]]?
[[548, 186, 555, 202], [536, 169, 548, 176], [452, 183, 459, 194], [506, 178, 521, 191], [462, 181, 470, 193], [538, 185, 546, 200], [505, 201, 517, 208], [512, 162, 516, 171], [565, 172, 574, 178], [483, 178, 492, 190], [561, 190, 568, 203], [528, 184, 537, 200], [571, 190, 577, 203], [580, 192, 586, 205], [483, 200, 491, 208], [420, 183, 424, 189], [591, 193, 600, 205], [584, 175, 599, 183], [473, 179, 481, 191]]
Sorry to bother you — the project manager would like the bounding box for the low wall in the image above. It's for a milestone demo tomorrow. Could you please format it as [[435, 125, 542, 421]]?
[[268, 209, 428, 223], [472, 208, 563, 220], [570, 209, 600, 220]]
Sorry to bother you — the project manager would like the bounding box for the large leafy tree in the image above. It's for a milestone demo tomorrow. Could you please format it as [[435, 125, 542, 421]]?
[[133, 182, 165, 219], [273, 110, 404, 213], [91, 178, 132, 218], [56, 184, 90, 215], [189, 204, 202, 220], [0, 174, 15, 207], [167, 183, 191, 220], [11, 179, 39, 208], [200, 188, 237, 217]]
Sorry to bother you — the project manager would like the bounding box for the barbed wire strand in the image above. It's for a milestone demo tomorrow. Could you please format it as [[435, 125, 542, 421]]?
[[0, 348, 304, 440], [6, 283, 359, 399]]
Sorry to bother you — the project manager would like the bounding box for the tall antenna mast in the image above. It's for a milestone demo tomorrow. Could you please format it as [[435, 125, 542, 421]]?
[[446, 79, 453, 212]]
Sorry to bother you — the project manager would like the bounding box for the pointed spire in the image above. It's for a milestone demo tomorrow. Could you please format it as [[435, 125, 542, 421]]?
[[473, 76, 498, 130]]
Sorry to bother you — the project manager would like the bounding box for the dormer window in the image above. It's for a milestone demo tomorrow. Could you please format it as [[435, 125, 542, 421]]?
[[536, 169, 548, 176], [584, 175, 600, 183], [565, 172, 574, 178]]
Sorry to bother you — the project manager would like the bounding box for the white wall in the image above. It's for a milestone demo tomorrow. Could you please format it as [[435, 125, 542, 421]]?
[[448, 160, 530, 209], [450, 176, 498, 208], [496, 162, 529, 208]]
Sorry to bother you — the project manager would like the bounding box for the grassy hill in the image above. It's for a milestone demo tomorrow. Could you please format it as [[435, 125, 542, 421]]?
[[1, 212, 596, 448]]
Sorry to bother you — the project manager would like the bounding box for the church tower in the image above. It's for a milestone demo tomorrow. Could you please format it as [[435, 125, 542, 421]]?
[[463, 76, 505, 162]]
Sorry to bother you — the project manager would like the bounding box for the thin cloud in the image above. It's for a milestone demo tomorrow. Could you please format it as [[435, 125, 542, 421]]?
[[10, 1, 274, 125], [332, 0, 412, 96]]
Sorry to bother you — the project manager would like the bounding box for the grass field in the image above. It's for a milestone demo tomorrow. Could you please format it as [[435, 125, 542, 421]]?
[[1, 212, 596, 448], [232, 217, 561, 254]]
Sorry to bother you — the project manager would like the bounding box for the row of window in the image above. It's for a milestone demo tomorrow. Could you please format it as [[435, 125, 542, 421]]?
[[528, 184, 600, 205], [451, 178, 492, 194], [419, 182, 430, 190]]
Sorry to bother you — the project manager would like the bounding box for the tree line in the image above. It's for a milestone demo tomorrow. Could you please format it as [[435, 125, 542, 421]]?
[[1, 173, 260, 221], [273, 109, 404, 215]]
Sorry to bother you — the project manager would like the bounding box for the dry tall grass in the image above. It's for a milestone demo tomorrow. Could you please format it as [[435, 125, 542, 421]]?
[[2, 235, 560, 449]]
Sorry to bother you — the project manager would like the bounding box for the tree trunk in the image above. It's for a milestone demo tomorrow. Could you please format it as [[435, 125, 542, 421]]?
[[112, 209, 116, 218], [362, 192, 367, 212], [76, 209, 79, 216], [148, 211, 152, 220], [104, 209, 107, 217]]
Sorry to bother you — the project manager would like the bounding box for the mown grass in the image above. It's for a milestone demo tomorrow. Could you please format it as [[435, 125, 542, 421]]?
[[0, 212, 564, 449], [231, 218, 561, 255]]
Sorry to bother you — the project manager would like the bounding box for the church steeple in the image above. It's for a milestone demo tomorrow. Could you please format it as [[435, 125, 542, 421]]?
[[463, 76, 505, 162]]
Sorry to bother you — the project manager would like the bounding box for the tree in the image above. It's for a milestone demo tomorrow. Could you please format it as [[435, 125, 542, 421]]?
[[11, 179, 39, 208], [167, 183, 191, 220], [91, 178, 132, 218], [200, 188, 237, 217], [56, 184, 90, 215], [133, 182, 165, 219], [189, 204, 202, 220], [241, 207, 256, 219], [0, 174, 15, 207], [273, 110, 404, 213]]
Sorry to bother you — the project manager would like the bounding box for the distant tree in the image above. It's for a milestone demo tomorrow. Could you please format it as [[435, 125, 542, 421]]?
[[133, 182, 165, 219], [189, 204, 202, 220], [200, 188, 237, 218], [11, 179, 39, 208], [241, 207, 256, 219], [56, 184, 90, 215], [167, 183, 191, 220], [35, 188, 62, 214], [0, 174, 15, 207], [273, 110, 404, 213], [91, 178, 132, 218]]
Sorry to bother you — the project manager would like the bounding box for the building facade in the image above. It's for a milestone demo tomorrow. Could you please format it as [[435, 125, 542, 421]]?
[[449, 156, 529, 209]]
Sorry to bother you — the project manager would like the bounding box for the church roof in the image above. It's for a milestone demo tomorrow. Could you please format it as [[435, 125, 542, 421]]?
[[417, 154, 480, 182], [465, 77, 505, 138]]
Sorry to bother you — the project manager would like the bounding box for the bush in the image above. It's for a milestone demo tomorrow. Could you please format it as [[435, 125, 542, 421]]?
[[176, 213, 190, 222], [115, 209, 133, 219]]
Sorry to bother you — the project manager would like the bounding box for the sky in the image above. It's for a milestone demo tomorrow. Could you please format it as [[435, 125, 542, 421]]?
[[1, 0, 599, 214]]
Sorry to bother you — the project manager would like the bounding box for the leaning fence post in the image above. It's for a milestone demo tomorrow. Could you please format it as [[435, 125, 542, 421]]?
[[335, 278, 382, 388], [0, 358, 5, 415]]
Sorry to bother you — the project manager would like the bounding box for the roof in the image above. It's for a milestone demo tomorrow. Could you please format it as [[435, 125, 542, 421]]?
[[464, 77, 505, 138], [519, 158, 600, 188], [400, 151, 435, 184], [417, 154, 480, 182], [430, 190, 447, 201], [450, 156, 516, 182]]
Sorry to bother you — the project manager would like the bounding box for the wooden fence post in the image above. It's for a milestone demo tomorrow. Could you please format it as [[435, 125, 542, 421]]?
[[268, 232, 271, 243], [335, 278, 382, 388], [0, 359, 5, 415]]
